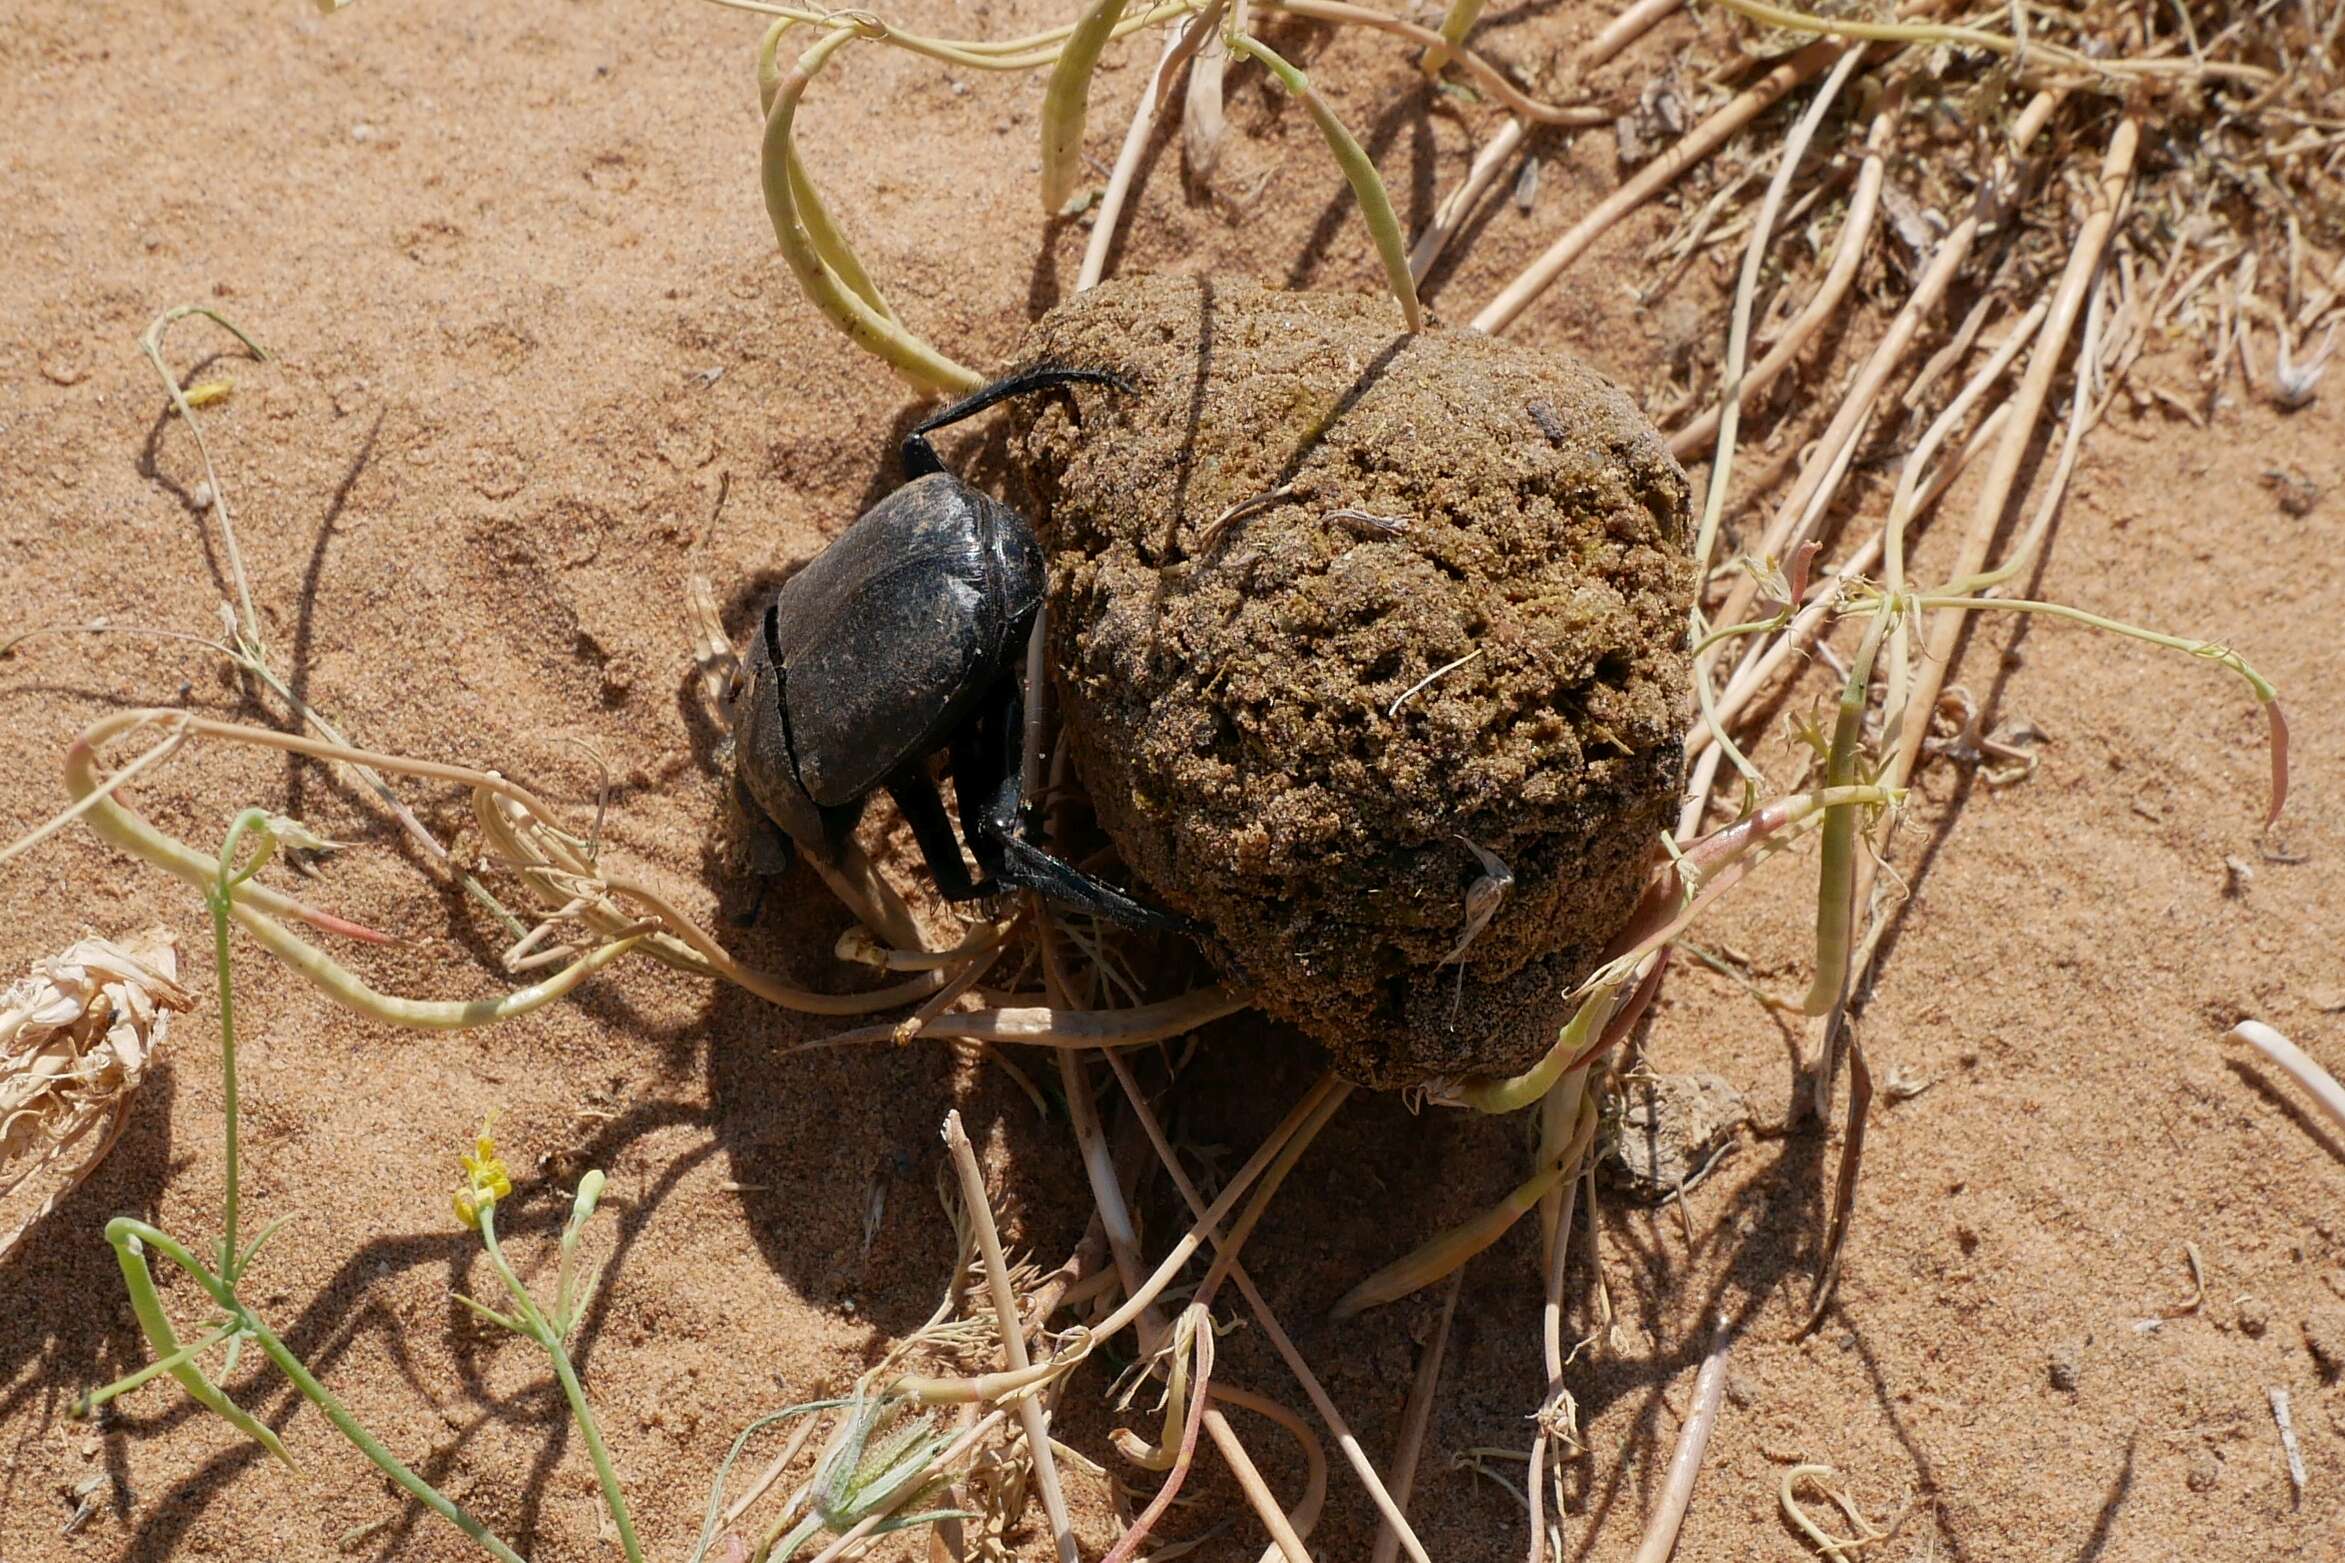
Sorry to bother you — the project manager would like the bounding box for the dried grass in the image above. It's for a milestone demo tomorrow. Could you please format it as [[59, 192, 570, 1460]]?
[[1, 928, 190, 1262]]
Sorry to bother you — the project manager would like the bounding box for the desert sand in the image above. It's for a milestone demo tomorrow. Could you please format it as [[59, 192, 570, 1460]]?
[[3, 1, 2341, 1559]]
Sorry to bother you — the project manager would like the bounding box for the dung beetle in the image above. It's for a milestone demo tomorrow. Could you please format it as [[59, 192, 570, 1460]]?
[[731, 365, 1187, 932]]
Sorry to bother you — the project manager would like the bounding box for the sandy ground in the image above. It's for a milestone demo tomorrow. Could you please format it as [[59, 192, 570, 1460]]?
[[3, 1, 2342, 1559]]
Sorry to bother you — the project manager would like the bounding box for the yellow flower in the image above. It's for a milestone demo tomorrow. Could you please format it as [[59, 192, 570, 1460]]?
[[453, 1111, 513, 1230]]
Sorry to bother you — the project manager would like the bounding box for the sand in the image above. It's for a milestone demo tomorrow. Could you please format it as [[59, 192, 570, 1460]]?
[[3, 1, 2342, 1560]]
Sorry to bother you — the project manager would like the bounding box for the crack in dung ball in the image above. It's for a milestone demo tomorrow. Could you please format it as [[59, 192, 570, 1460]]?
[[1014, 276, 1693, 1089]]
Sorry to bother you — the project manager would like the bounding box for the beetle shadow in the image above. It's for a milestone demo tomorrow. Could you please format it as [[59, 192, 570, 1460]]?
[[672, 603, 1096, 1346], [693, 864, 1102, 1344], [685, 435, 1126, 1338]]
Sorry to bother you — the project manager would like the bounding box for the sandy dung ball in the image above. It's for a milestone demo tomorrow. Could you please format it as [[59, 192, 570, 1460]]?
[[1013, 276, 1693, 1089]]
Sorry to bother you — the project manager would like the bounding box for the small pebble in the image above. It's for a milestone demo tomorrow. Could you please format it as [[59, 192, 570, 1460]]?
[[2302, 1308, 2345, 1381], [2049, 1339, 2083, 1392], [2237, 1295, 2270, 1337], [350, 122, 376, 142]]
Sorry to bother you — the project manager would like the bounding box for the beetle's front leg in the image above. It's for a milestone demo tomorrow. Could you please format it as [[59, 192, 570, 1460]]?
[[952, 684, 1196, 934]]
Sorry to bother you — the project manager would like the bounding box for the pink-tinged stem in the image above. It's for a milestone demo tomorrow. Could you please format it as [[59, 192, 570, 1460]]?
[[2265, 702, 2290, 826]]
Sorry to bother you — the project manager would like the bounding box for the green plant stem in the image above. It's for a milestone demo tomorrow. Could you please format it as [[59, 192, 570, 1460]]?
[[1453, 782, 1902, 1112], [761, 25, 983, 392], [1906, 596, 2276, 700], [1690, 610, 1796, 660], [1331, 1088, 1597, 1317], [1423, 0, 1482, 72], [139, 301, 531, 934], [1703, 0, 2272, 84], [1692, 644, 1766, 805], [762, 1510, 826, 1562], [757, 19, 901, 324], [689, 1404, 847, 1563], [1800, 603, 1890, 1018], [1907, 593, 2287, 823], [141, 306, 269, 653], [550, 1344, 640, 1561], [65, 717, 649, 1024], [1229, 31, 1424, 332], [112, 1216, 530, 1563], [479, 1205, 643, 1563], [1451, 983, 1621, 1115], [210, 887, 243, 1274], [245, 1311, 530, 1563], [1039, 0, 1129, 212], [231, 651, 532, 942], [107, 1220, 294, 1466], [113, 1219, 528, 1562], [702, 0, 1188, 75], [209, 807, 276, 1281], [76, 1318, 243, 1416]]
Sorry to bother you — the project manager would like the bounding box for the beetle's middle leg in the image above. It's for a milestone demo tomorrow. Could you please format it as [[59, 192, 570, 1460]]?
[[884, 768, 994, 903]]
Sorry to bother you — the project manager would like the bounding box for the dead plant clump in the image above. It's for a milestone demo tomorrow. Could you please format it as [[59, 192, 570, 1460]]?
[[2, 0, 2339, 1560], [0, 929, 188, 1262]]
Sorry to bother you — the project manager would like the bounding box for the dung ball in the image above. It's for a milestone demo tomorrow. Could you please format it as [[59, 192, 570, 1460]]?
[[1014, 276, 1692, 1089]]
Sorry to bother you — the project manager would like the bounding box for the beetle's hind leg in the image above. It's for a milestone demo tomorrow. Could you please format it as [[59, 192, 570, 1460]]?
[[950, 682, 1195, 934], [901, 364, 1133, 478]]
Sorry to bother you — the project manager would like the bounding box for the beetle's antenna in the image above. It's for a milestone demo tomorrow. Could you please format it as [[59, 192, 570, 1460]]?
[[901, 364, 1134, 477]]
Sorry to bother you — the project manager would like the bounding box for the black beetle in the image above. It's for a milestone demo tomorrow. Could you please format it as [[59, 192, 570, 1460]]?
[[731, 365, 1185, 932]]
